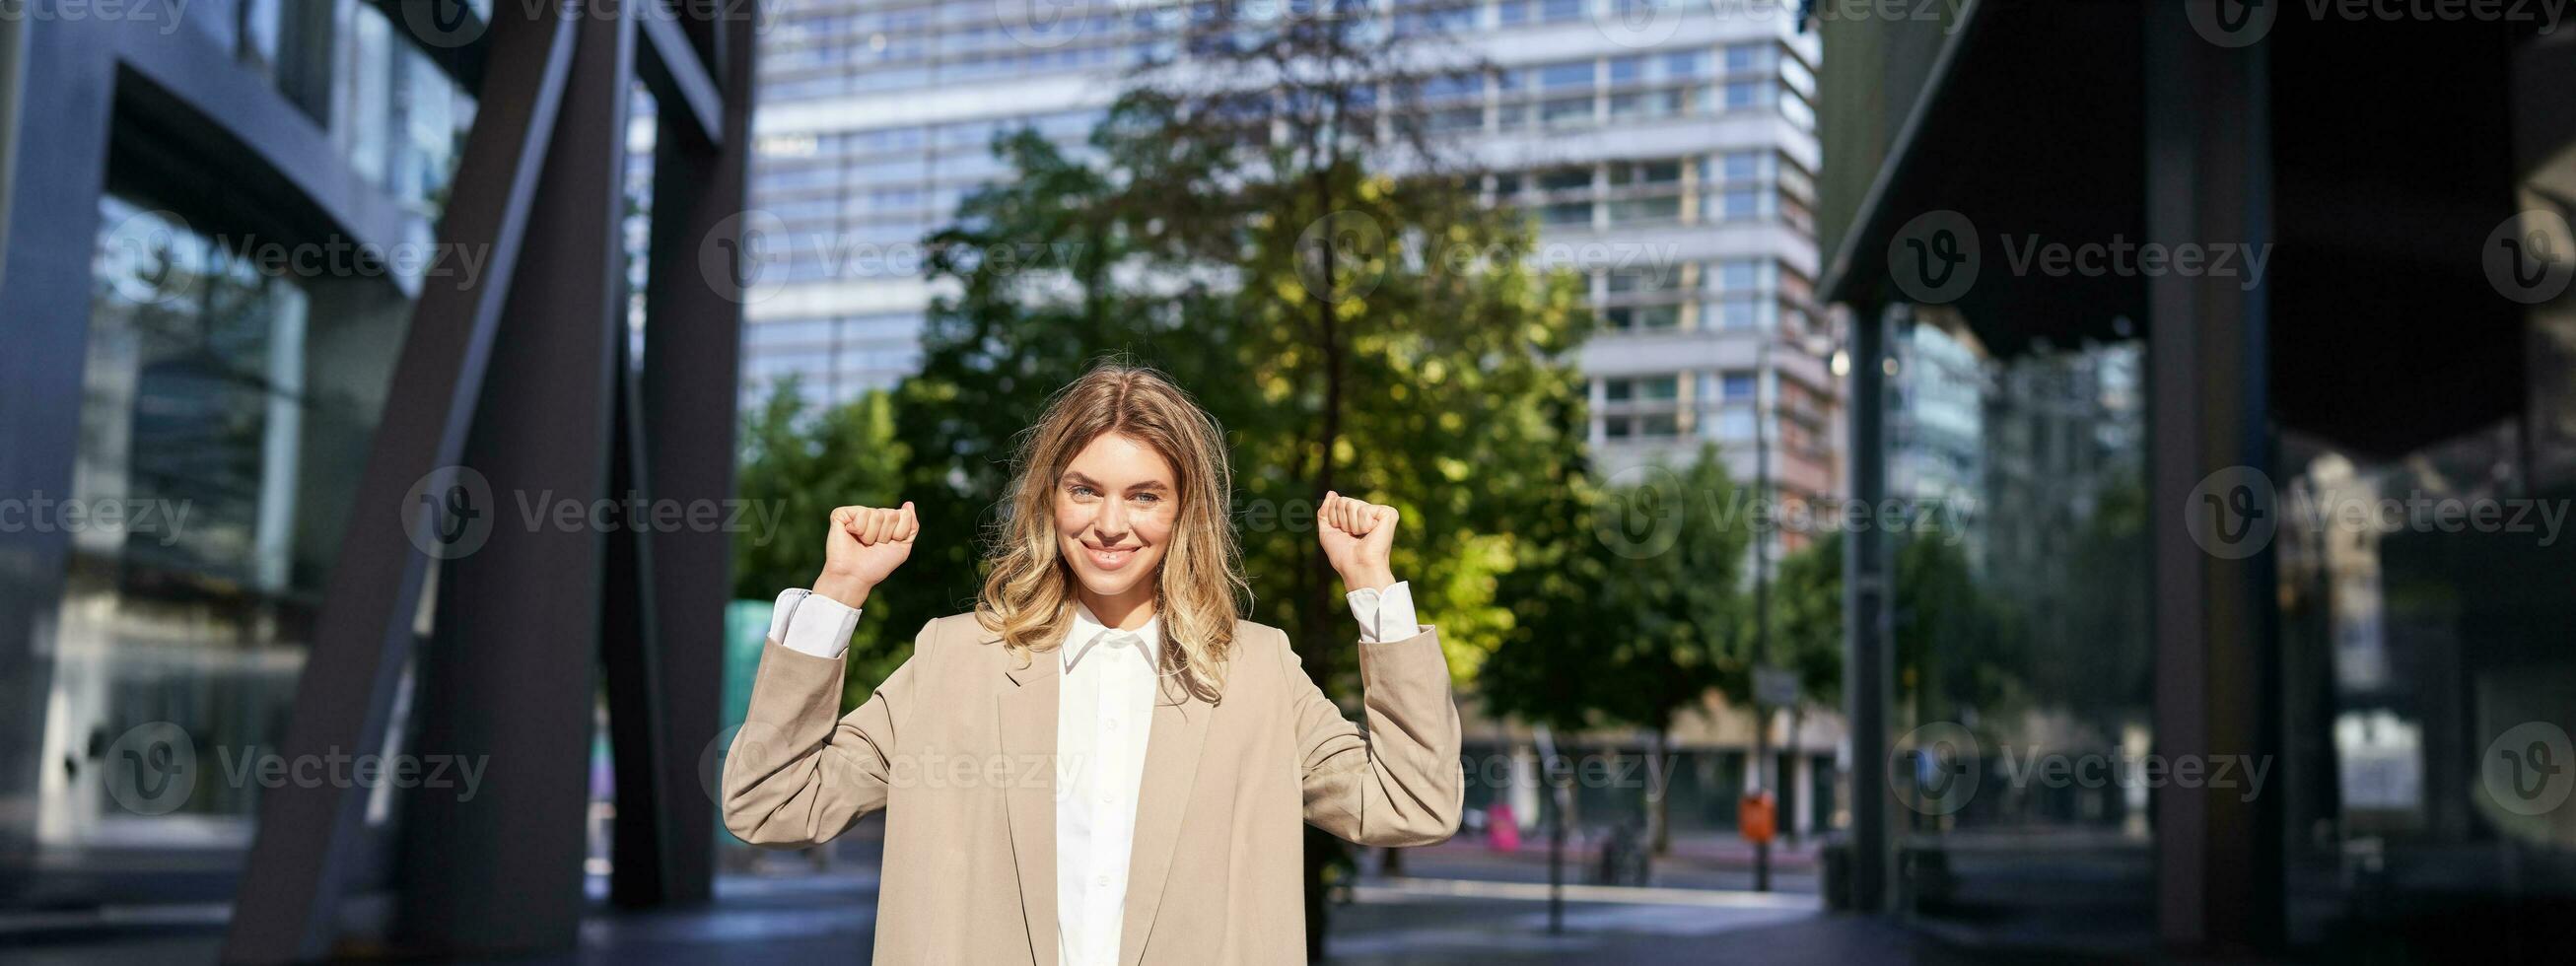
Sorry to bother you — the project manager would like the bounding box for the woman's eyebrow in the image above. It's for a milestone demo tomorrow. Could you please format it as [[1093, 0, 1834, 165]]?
[[1061, 470, 1171, 493]]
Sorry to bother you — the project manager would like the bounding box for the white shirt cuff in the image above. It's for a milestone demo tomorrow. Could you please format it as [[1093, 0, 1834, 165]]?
[[1345, 580, 1422, 644], [770, 587, 861, 658]]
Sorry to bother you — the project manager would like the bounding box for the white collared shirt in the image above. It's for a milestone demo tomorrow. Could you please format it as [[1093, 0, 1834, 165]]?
[[768, 582, 1422, 966], [1053, 601, 1159, 966]]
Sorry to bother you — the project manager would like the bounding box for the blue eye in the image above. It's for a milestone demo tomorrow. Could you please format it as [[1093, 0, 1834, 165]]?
[[1135, 493, 1162, 504]]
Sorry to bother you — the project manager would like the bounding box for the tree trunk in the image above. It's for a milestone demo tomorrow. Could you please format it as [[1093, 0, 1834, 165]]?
[[1299, 164, 1349, 966]]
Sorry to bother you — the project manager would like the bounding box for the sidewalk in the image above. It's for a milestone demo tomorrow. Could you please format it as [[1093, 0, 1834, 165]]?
[[0, 831, 2169, 965], [1377, 831, 1824, 893]]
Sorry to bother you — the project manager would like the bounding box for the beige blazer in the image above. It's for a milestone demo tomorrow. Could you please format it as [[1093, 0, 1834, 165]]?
[[721, 611, 1465, 965]]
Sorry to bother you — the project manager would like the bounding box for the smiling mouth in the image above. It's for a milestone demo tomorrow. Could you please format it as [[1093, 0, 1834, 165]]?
[[1083, 542, 1140, 571]]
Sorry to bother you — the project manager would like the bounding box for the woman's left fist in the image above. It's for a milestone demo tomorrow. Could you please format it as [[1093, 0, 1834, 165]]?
[[1317, 491, 1398, 590]]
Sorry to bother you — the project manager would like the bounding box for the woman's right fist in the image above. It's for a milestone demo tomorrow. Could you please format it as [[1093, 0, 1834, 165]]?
[[814, 502, 916, 609]]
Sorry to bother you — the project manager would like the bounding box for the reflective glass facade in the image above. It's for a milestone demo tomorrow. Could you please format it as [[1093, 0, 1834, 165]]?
[[0, 0, 473, 903]]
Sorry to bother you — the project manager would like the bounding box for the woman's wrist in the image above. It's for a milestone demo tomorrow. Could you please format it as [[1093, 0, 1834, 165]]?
[[811, 573, 873, 610], [1338, 567, 1396, 593]]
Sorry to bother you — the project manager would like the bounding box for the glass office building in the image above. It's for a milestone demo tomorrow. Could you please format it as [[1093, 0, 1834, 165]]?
[[743, 0, 1833, 522], [0, 0, 475, 907], [1818, 4, 2576, 960]]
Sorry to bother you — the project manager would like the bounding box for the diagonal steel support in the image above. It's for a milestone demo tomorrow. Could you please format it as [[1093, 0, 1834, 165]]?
[[220, 5, 581, 962], [640, 7, 722, 149]]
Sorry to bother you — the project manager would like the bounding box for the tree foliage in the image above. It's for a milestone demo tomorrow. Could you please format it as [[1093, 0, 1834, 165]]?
[[1482, 446, 1758, 735], [1765, 527, 2029, 722]]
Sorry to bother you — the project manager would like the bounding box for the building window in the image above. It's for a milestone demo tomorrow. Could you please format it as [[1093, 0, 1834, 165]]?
[[1603, 375, 1679, 402], [1721, 372, 1757, 401], [52, 188, 415, 846]]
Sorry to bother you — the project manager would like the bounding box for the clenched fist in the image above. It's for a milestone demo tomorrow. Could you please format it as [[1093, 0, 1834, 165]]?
[[1317, 491, 1398, 592], [814, 502, 916, 609]]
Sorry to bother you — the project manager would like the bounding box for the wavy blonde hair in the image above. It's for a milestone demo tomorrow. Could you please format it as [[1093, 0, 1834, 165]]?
[[975, 362, 1248, 703]]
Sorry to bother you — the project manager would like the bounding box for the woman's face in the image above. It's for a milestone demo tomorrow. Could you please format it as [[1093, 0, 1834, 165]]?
[[1055, 431, 1178, 605]]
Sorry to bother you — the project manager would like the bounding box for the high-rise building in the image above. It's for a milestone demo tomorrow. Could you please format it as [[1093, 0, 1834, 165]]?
[[743, 1, 1833, 524]]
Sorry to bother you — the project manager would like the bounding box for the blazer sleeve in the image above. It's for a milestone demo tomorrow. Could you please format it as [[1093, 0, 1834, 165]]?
[[720, 619, 929, 847], [1286, 625, 1465, 848]]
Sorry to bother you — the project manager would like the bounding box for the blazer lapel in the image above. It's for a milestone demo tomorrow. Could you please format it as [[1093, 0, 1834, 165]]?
[[1116, 660, 1218, 966], [999, 647, 1061, 966]]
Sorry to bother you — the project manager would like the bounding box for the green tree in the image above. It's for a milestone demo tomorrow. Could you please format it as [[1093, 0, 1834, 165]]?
[[732, 378, 912, 700], [1484, 446, 1757, 854], [1764, 527, 2029, 730]]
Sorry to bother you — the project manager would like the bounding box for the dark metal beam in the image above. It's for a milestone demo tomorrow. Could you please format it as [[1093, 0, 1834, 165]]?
[[220, 5, 581, 962], [600, 334, 678, 907], [2145, 1, 2280, 954], [0, 3, 117, 895], [640, 8, 723, 150], [1842, 304, 1895, 915], [620, 0, 762, 905], [387, 0, 637, 952]]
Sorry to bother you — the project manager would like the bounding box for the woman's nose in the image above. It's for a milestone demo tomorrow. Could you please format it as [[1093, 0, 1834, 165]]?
[[1095, 498, 1129, 538]]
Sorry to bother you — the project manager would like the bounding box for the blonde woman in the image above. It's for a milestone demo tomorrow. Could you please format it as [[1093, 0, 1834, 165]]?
[[722, 363, 1464, 965]]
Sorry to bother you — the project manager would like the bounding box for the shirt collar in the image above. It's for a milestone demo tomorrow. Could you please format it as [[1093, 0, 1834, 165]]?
[[1065, 598, 1162, 673]]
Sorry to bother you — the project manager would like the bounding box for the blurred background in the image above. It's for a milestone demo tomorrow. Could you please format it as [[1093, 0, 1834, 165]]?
[[0, 0, 2570, 963]]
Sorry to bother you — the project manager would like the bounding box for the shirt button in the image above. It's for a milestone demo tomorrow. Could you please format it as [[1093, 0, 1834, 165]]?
[[1105, 719, 1119, 730], [1096, 874, 1111, 886]]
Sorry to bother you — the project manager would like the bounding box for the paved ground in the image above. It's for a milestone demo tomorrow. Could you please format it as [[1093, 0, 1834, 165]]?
[[2, 832, 2161, 964], [1372, 834, 1824, 894]]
